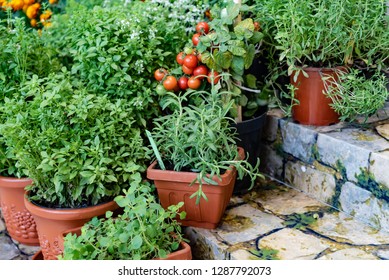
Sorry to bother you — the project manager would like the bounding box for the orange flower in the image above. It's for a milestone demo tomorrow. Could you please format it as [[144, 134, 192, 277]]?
[[40, 9, 52, 22], [30, 18, 37, 27], [24, 0, 34, 4], [26, 2, 40, 19], [49, 0, 57, 4], [11, 0, 25, 11]]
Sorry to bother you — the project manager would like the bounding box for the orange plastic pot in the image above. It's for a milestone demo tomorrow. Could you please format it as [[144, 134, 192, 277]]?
[[24, 195, 119, 260], [0, 177, 39, 245], [291, 67, 342, 126], [147, 147, 244, 229]]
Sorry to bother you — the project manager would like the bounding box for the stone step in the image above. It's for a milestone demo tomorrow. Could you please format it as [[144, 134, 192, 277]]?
[[184, 178, 389, 260], [259, 102, 389, 231]]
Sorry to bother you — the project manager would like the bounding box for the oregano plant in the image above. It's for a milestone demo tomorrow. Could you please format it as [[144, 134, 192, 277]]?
[[60, 180, 186, 260]]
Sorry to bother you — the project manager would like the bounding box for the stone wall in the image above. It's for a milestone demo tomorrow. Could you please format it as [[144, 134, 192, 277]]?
[[259, 104, 389, 230]]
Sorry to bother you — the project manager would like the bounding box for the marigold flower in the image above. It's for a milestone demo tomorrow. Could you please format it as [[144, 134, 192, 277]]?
[[49, 0, 57, 4], [24, 0, 34, 4], [11, 0, 25, 11], [30, 18, 37, 27], [26, 2, 40, 19]]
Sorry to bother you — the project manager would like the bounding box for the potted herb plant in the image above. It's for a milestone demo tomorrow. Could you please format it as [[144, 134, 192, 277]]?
[[146, 87, 263, 229], [154, 0, 268, 194], [256, 0, 388, 125], [0, 70, 148, 260], [57, 179, 191, 260]]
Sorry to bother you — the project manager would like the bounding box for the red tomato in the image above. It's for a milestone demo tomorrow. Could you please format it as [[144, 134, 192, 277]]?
[[188, 76, 201, 90], [254, 21, 260, 31], [196, 21, 210, 34], [192, 33, 201, 46], [193, 65, 208, 79], [183, 54, 198, 69], [163, 76, 178, 91], [207, 71, 221, 84], [176, 52, 185, 65], [182, 64, 194, 75], [154, 68, 167, 81], [178, 76, 189, 90]]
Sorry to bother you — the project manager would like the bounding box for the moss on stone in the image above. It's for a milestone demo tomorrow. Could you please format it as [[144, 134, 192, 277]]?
[[356, 168, 389, 203], [331, 160, 347, 208]]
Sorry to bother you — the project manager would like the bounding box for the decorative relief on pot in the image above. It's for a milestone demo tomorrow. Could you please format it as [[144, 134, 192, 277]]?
[[0, 202, 38, 241], [39, 235, 63, 260]]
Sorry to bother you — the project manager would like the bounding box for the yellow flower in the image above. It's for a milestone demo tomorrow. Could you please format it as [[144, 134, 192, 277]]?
[[24, 0, 34, 4], [49, 0, 57, 4], [40, 9, 52, 22]]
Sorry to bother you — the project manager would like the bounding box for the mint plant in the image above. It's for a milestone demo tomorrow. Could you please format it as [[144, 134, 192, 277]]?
[[0, 70, 148, 208], [60, 180, 186, 260]]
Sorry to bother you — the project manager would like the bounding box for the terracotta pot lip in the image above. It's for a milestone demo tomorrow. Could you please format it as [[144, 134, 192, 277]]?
[[154, 241, 191, 260], [0, 176, 33, 188], [24, 194, 118, 221], [147, 147, 244, 185]]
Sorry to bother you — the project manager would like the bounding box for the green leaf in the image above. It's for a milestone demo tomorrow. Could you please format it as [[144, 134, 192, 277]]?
[[234, 18, 255, 40], [231, 56, 245, 76], [215, 50, 233, 69], [244, 44, 255, 69], [131, 235, 143, 250]]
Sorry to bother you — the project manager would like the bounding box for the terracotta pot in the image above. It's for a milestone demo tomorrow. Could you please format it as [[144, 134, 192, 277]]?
[[147, 147, 244, 229], [291, 67, 342, 126], [24, 195, 119, 260], [0, 177, 39, 245]]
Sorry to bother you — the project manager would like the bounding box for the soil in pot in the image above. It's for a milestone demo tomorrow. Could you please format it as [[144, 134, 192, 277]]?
[[291, 67, 341, 126], [0, 177, 39, 245], [24, 195, 119, 260]]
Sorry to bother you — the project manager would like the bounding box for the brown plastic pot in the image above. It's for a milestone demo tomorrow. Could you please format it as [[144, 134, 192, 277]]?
[[147, 147, 244, 229], [291, 67, 342, 126], [0, 176, 39, 245], [24, 195, 119, 260]]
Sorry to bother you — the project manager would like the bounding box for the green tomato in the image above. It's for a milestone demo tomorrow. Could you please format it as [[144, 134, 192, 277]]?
[[156, 84, 167, 95]]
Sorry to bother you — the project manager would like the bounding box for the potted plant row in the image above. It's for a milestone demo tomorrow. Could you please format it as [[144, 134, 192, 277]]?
[[146, 86, 263, 229]]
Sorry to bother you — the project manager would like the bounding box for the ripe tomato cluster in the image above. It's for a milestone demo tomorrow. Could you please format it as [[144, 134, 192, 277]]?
[[154, 21, 220, 93]]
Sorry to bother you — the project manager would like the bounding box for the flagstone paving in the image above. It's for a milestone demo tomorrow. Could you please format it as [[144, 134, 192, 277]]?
[[1, 177, 389, 260], [184, 178, 389, 260]]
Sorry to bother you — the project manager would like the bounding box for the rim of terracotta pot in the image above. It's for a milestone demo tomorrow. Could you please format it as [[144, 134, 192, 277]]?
[[0, 176, 33, 188], [147, 147, 245, 185], [24, 194, 118, 221], [293, 66, 349, 74]]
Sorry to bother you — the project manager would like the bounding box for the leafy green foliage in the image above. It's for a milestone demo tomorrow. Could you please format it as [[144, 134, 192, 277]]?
[[282, 212, 320, 230], [60, 180, 186, 260], [147, 86, 264, 203], [325, 68, 389, 122], [0, 70, 148, 208]]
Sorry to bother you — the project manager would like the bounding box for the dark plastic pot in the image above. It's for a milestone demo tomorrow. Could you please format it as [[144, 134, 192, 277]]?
[[233, 109, 267, 194]]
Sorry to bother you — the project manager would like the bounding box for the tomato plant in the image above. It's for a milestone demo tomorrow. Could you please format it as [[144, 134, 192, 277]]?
[[196, 21, 209, 34], [154, 68, 167, 81], [193, 65, 208, 79], [178, 76, 189, 90], [192, 33, 201, 46], [183, 54, 198, 69], [187, 76, 201, 89], [163, 76, 178, 91], [156, 84, 166, 95]]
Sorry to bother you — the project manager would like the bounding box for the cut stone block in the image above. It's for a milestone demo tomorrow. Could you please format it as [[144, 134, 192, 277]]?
[[285, 161, 336, 205], [376, 123, 389, 140], [18, 243, 40, 256], [0, 234, 19, 260], [376, 250, 389, 260], [184, 227, 229, 260], [339, 182, 389, 231], [280, 120, 317, 162], [311, 212, 389, 246], [230, 249, 256, 260], [258, 228, 329, 260], [317, 133, 370, 182], [255, 185, 326, 215], [259, 145, 284, 179], [318, 248, 378, 260], [218, 204, 284, 245], [0, 217, 5, 232], [370, 151, 389, 188]]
